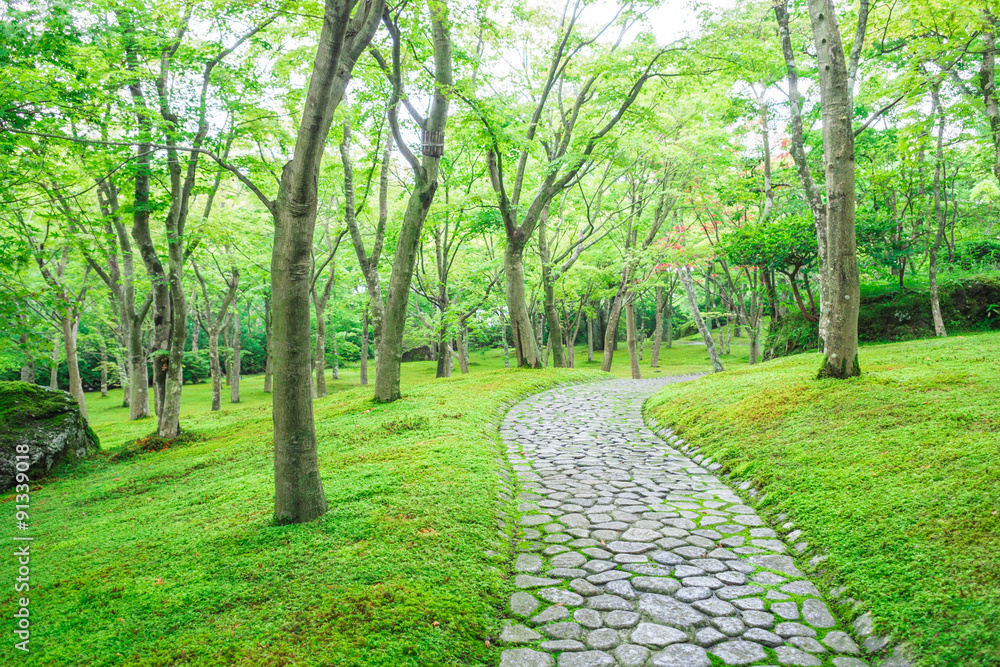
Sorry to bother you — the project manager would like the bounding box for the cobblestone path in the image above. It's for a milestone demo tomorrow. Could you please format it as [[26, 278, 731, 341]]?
[[499, 377, 866, 667]]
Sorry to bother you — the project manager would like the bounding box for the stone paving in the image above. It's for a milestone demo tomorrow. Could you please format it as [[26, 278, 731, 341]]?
[[498, 377, 867, 667]]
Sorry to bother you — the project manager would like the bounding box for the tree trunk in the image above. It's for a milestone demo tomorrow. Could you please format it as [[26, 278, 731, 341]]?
[[330, 318, 339, 380], [49, 333, 59, 389], [625, 296, 641, 379], [930, 81, 948, 338], [315, 301, 327, 397], [601, 281, 627, 372], [538, 208, 565, 368], [209, 325, 223, 411], [665, 292, 673, 349], [128, 313, 149, 418], [264, 296, 273, 393], [435, 302, 451, 378], [503, 241, 542, 368], [651, 285, 663, 367], [230, 308, 241, 403], [61, 315, 88, 419], [501, 317, 510, 368], [360, 303, 369, 386], [587, 314, 594, 362], [681, 268, 724, 373], [809, 0, 861, 379], [99, 334, 109, 398], [458, 321, 469, 374]]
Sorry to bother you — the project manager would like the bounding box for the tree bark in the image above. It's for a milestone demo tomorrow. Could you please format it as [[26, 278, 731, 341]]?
[[651, 285, 663, 367], [930, 81, 948, 338], [625, 295, 641, 379], [681, 268, 724, 373], [49, 334, 59, 390], [263, 296, 273, 392], [360, 303, 369, 386], [503, 241, 542, 368], [537, 206, 565, 367], [230, 307, 241, 402], [809, 0, 861, 378], [99, 333, 109, 397], [601, 283, 627, 372], [586, 314, 594, 362], [61, 315, 88, 419]]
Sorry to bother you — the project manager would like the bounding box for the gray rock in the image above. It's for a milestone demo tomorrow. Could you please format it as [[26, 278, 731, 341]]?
[[880, 643, 917, 666], [548, 568, 587, 579], [499, 648, 555, 667], [516, 554, 544, 573], [630, 622, 687, 647], [607, 541, 656, 554], [537, 588, 585, 607], [614, 644, 651, 667], [801, 599, 835, 628], [775, 622, 817, 638], [541, 639, 585, 651], [770, 601, 799, 620], [692, 598, 737, 617], [752, 571, 787, 586], [675, 586, 712, 602], [0, 382, 100, 491], [604, 610, 641, 628], [501, 622, 542, 644], [620, 527, 662, 542], [586, 570, 632, 584], [556, 651, 614, 667], [681, 576, 724, 589], [631, 577, 680, 595], [570, 579, 602, 597], [551, 552, 588, 568], [573, 608, 602, 629], [541, 622, 583, 640], [585, 628, 619, 650], [863, 635, 891, 653], [587, 594, 633, 611], [516, 575, 561, 589], [638, 593, 708, 629], [709, 640, 767, 665], [741, 610, 775, 628], [781, 580, 821, 597], [510, 592, 540, 618], [716, 585, 765, 600], [742, 627, 783, 647], [775, 646, 822, 666], [651, 643, 711, 667], [852, 612, 874, 637], [822, 630, 860, 654], [832, 659, 870, 667], [711, 617, 746, 636], [694, 626, 727, 645], [732, 597, 766, 611], [531, 606, 571, 624], [747, 555, 805, 577], [604, 579, 637, 600]]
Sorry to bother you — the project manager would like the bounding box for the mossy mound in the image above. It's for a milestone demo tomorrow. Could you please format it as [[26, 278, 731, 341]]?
[[0, 381, 100, 490]]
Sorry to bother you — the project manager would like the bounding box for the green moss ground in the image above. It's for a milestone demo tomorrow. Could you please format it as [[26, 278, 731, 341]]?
[[646, 332, 1000, 667], [0, 343, 738, 666]]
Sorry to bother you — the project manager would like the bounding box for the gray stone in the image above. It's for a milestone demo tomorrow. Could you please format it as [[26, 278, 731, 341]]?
[[510, 592, 540, 618], [716, 585, 764, 600], [775, 646, 822, 666], [587, 594, 633, 611], [631, 576, 680, 595], [499, 648, 555, 667], [681, 576, 724, 589], [775, 622, 817, 638], [604, 610, 640, 628], [717, 571, 747, 585], [541, 622, 583, 640], [638, 593, 708, 629], [752, 571, 787, 585], [711, 617, 746, 636], [604, 579, 637, 600], [630, 622, 687, 647], [770, 601, 799, 620], [516, 554, 544, 573], [586, 570, 632, 584], [747, 555, 805, 577], [516, 575, 561, 588], [621, 527, 662, 542], [570, 579, 602, 596], [788, 636, 826, 653], [852, 612, 874, 638], [556, 651, 614, 667], [694, 626, 727, 646], [541, 639, 585, 651], [651, 643, 711, 667], [675, 586, 712, 602], [863, 635, 891, 653], [692, 598, 737, 617], [822, 630, 861, 654], [741, 610, 775, 628], [501, 622, 542, 644], [585, 628, 619, 650], [522, 514, 555, 526], [832, 659, 870, 667], [581, 548, 612, 559], [614, 644, 651, 667], [801, 599, 835, 628], [537, 588, 585, 607], [548, 568, 587, 579], [742, 627, 783, 647], [551, 552, 588, 568], [607, 541, 656, 554], [781, 580, 821, 597], [709, 640, 767, 665], [531, 606, 571, 624]]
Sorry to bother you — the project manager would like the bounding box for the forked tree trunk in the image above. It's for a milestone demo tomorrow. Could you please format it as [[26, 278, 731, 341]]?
[[681, 268, 724, 373], [504, 242, 542, 368], [601, 283, 627, 372], [625, 296, 641, 379], [809, 0, 861, 378]]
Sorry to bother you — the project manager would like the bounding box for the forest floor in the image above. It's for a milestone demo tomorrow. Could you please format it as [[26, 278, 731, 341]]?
[[646, 330, 1000, 667], [1, 342, 737, 666]]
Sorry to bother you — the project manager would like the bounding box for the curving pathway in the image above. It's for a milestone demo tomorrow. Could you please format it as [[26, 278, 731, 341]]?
[[499, 377, 866, 667]]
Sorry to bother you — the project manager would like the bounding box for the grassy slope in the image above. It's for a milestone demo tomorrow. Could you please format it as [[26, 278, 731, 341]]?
[[1, 342, 737, 667], [646, 332, 1000, 667]]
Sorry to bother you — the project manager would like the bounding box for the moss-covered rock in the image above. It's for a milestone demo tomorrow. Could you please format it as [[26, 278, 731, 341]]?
[[0, 381, 99, 491]]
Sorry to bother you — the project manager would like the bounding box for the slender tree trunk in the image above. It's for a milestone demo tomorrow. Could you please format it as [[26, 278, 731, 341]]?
[[360, 304, 369, 386], [809, 0, 861, 378], [209, 326, 223, 411], [601, 281, 627, 372], [230, 309, 241, 403], [625, 296, 641, 379], [587, 315, 594, 362], [930, 83, 948, 338], [330, 318, 339, 380], [501, 317, 510, 368], [538, 208, 565, 367], [435, 302, 451, 378], [19, 332, 34, 383], [49, 333, 59, 389], [99, 334, 109, 398], [315, 302, 327, 397], [665, 293, 673, 349], [458, 321, 470, 374], [264, 296, 273, 393], [651, 285, 663, 367], [128, 313, 149, 418], [681, 268, 724, 373], [62, 316, 88, 419]]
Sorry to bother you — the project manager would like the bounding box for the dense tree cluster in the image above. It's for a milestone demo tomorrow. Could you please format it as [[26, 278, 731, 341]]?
[[2, 0, 999, 521]]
